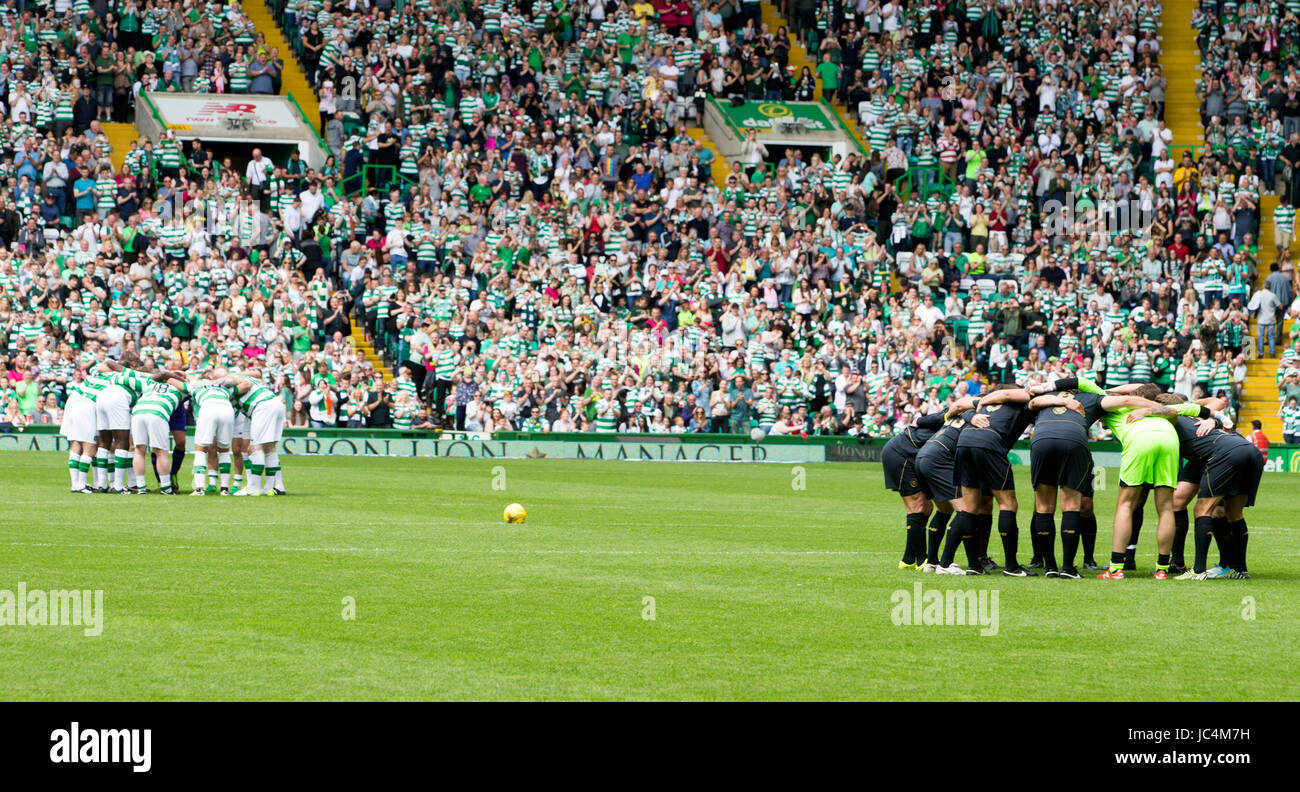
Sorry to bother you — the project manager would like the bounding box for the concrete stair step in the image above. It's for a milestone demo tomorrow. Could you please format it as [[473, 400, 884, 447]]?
[[246, 0, 321, 134], [101, 122, 139, 172], [348, 330, 395, 381]]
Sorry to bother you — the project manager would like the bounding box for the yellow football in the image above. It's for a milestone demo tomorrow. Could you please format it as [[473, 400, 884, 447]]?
[[504, 503, 527, 524]]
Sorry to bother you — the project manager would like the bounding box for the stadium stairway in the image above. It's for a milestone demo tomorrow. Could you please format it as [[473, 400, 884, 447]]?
[[243, 3, 389, 378], [760, 1, 871, 154], [1241, 357, 1282, 437], [102, 122, 137, 172], [684, 127, 731, 187], [1161, 0, 1201, 155], [1241, 195, 1291, 438], [1162, 1, 1287, 437], [761, 2, 820, 101], [243, 3, 388, 381], [350, 327, 394, 382], [247, 1, 322, 132]]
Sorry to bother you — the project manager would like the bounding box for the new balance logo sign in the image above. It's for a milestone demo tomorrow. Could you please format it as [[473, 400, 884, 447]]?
[[49, 722, 151, 773], [196, 102, 258, 115]]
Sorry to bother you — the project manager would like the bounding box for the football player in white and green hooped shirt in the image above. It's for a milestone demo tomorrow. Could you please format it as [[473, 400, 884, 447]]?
[[220, 372, 288, 496], [129, 373, 190, 494], [97, 359, 154, 493], [59, 369, 111, 492], [190, 374, 238, 495]]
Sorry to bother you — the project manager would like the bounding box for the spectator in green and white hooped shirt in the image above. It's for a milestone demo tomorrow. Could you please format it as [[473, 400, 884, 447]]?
[[1281, 396, 1300, 444], [392, 392, 416, 429], [94, 167, 118, 220], [584, 386, 621, 432], [1273, 201, 1295, 251], [520, 405, 548, 433], [754, 384, 779, 431]]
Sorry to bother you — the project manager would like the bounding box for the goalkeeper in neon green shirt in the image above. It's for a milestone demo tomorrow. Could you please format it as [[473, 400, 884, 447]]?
[[1059, 378, 1213, 578]]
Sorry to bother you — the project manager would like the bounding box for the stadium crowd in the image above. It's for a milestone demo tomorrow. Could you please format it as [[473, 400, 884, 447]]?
[[1192, 0, 1300, 439], [5, 0, 1300, 440]]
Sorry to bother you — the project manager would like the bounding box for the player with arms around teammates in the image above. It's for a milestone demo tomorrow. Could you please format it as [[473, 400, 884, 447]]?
[[93, 355, 156, 493], [1136, 393, 1263, 580], [59, 365, 114, 493], [189, 370, 239, 496], [882, 398, 977, 570], [128, 372, 191, 494], [218, 371, 288, 496], [1022, 378, 1180, 578]]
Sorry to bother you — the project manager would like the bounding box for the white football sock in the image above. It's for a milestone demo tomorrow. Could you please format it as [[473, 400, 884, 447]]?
[[265, 452, 280, 491], [193, 450, 208, 490], [94, 449, 109, 489], [248, 450, 264, 491], [113, 452, 131, 489]]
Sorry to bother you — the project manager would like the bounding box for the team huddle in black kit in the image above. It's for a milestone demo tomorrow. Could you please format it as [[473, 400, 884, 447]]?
[[882, 376, 1264, 581]]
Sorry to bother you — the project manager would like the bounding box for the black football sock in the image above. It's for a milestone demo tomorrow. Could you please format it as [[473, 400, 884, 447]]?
[[1033, 512, 1057, 571], [1027, 513, 1044, 566], [1193, 516, 1214, 573], [978, 513, 994, 560], [998, 511, 1019, 569], [171, 448, 184, 477], [1060, 510, 1082, 568], [1028, 512, 1044, 565], [149, 455, 159, 484], [1157, 553, 1170, 572], [1213, 517, 1231, 568], [903, 513, 926, 565], [1109, 551, 1126, 572], [961, 512, 977, 567], [1172, 509, 1189, 567], [1081, 514, 1098, 563], [926, 511, 951, 565], [1229, 519, 1248, 572], [1127, 508, 1143, 566], [939, 511, 969, 567]]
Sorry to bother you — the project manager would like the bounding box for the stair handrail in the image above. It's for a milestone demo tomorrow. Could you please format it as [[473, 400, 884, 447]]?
[[288, 91, 330, 143], [819, 97, 870, 160], [358, 164, 418, 198]]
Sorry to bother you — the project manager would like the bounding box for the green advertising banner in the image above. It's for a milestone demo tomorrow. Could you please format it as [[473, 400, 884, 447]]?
[[2, 426, 1293, 469], [717, 101, 835, 133], [0, 429, 819, 463]]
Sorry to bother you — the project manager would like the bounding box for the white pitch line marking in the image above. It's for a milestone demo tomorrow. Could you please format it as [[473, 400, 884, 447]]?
[[1, 540, 887, 556]]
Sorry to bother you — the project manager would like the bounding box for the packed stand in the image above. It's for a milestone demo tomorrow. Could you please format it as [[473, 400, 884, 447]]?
[[2, 0, 1293, 438], [1192, 0, 1300, 431]]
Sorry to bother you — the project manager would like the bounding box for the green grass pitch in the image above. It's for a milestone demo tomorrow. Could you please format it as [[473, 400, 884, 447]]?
[[1, 450, 1297, 701]]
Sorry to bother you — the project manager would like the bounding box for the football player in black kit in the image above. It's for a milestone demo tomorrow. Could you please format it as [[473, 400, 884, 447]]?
[[952, 384, 1039, 576], [1165, 394, 1229, 575], [882, 400, 975, 570], [1137, 394, 1262, 579], [915, 400, 980, 574], [1024, 381, 1110, 578]]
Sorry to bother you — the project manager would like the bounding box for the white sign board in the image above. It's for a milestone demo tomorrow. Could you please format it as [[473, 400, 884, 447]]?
[[149, 95, 301, 130]]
